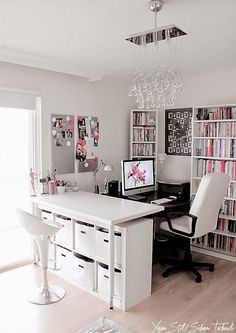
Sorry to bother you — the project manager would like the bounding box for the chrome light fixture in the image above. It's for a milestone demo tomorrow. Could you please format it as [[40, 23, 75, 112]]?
[[126, 0, 187, 110]]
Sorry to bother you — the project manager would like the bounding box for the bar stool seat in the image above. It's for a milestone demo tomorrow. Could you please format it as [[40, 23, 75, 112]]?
[[16, 207, 66, 305]]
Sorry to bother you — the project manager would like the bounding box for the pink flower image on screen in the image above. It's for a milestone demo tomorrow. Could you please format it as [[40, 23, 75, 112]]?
[[128, 162, 146, 186]]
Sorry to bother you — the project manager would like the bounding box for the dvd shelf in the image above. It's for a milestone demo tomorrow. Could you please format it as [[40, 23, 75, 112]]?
[[191, 104, 236, 262], [130, 110, 158, 160]]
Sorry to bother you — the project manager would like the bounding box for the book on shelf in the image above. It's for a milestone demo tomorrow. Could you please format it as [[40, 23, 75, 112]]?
[[196, 122, 236, 137], [132, 128, 156, 142], [196, 106, 236, 121], [132, 143, 155, 156], [132, 111, 156, 126], [195, 159, 236, 180], [194, 138, 236, 158], [193, 233, 236, 254], [217, 218, 236, 233]]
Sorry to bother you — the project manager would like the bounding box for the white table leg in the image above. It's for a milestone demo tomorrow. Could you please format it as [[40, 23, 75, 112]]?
[[108, 224, 114, 310]]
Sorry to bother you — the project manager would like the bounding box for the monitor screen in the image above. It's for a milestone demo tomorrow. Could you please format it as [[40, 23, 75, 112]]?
[[121, 159, 155, 197]]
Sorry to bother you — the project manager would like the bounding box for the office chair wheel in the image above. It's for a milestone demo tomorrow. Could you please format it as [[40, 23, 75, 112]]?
[[162, 271, 169, 278], [209, 264, 214, 272], [195, 276, 202, 283]]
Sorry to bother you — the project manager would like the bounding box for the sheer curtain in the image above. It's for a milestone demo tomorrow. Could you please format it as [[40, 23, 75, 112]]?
[[0, 89, 41, 269]]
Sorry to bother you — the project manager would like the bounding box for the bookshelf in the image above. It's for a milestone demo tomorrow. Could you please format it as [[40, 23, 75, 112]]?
[[130, 110, 158, 159], [191, 104, 236, 262]]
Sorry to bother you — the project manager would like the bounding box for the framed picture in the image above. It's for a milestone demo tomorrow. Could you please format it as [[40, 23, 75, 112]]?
[[165, 108, 192, 156], [77, 116, 99, 172]]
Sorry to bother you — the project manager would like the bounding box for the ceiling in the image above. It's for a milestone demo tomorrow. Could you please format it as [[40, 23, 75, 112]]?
[[0, 0, 236, 81]]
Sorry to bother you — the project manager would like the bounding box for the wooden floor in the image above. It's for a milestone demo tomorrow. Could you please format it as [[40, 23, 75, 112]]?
[[0, 253, 235, 333]]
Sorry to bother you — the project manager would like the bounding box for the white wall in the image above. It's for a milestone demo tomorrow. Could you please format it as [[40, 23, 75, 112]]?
[[1, 61, 235, 190], [0, 61, 131, 192]]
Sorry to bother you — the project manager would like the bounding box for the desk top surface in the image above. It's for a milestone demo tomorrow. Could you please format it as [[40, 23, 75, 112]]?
[[33, 191, 164, 226]]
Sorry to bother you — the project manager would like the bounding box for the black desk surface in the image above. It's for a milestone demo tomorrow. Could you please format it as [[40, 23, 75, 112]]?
[[106, 190, 191, 212]]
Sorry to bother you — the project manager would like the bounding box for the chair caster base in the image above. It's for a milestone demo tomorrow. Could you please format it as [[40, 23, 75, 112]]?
[[209, 264, 214, 272], [162, 272, 169, 278], [28, 285, 65, 305], [195, 276, 202, 283]]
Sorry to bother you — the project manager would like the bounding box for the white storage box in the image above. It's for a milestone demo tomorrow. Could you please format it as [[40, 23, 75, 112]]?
[[95, 228, 122, 268], [74, 222, 95, 258], [72, 253, 94, 290], [97, 263, 122, 299], [42, 210, 52, 220], [56, 245, 75, 280], [55, 215, 72, 249]]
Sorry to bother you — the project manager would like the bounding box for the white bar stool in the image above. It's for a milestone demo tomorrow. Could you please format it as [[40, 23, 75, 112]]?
[[16, 207, 66, 305]]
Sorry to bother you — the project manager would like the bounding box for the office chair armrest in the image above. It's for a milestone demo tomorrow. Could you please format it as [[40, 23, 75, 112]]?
[[164, 212, 197, 237]]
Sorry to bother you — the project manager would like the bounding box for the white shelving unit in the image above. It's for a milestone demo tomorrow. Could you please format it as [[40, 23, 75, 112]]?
[[191, 104, 236, 262], [130, 109, 158, 181], [43, 211, 153, 311]]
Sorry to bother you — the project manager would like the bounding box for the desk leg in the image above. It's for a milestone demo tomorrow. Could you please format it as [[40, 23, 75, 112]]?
[[108, 225, 114, 310]]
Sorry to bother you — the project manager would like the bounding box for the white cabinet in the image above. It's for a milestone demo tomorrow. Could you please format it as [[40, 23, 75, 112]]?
[[43, 211, 153, 311], [95, 228, 122, 268], [72, 253, 94, 291], [55, 215, 72, 250], [56, 245, 75, 279], [74, 222, 95, 258], [97, 263, 122, 299]]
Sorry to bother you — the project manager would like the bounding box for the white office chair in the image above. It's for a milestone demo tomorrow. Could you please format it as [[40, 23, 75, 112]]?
[[160, 172, 230, 283], [15, 207, 66, 304]]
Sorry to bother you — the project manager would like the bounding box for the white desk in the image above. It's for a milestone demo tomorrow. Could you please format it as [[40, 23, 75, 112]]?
[[33, 191, 164, 309]]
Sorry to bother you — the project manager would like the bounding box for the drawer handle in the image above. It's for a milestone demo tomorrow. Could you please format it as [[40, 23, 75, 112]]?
[[78, 264, 84, 269], [104, 275, 109, 279], [104, 239, 109, 243], [61, 253, 66, 257], [81, 230, 86, 234]]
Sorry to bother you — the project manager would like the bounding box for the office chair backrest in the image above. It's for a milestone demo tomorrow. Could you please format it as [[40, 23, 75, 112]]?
[[15, 207, 60, 238], [190, 172, 230, 238]]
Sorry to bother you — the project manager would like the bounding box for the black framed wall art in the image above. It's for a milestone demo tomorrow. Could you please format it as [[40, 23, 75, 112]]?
[[165, 108, 192, 156]]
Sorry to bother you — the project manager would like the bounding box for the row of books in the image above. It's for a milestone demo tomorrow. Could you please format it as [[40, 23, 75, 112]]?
[[221, 200, 236, 217], [194, 160, 236, 180], [132, 128, 156, 142], [193, 233, 236, 254], [132, 112, 156, 126], [226, 183, 236, 198], [194, 139, 236, 158], [132, 143, 155, 156], [217, 218, 236, 233], [196, 106, 236, 121], [195, 122, 236, 137]]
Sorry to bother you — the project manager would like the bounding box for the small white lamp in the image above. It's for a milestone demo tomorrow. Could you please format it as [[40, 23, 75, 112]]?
[[93, 159, 114, 194]]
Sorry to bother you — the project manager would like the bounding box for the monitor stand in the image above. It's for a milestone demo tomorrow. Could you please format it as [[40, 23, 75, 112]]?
[[127, 194, 147, 201]]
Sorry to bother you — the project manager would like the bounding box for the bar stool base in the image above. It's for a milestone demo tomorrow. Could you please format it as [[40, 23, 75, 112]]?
[[28, 285, 65, 305]]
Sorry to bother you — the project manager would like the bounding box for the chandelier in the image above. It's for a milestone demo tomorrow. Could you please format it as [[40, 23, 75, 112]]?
[[126, 0, 187, 110]]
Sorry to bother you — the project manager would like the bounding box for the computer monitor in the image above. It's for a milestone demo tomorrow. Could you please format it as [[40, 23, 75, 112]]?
[[121, 159, 155, 198]]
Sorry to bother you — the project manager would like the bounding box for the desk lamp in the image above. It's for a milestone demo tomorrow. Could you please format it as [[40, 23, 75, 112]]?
[[93, 159, 114, 194]]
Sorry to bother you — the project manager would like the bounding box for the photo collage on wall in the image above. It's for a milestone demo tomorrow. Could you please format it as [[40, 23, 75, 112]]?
[[51, 115, 74, 148], [76, 116, 99, 172], [165, 108, 192, 156]]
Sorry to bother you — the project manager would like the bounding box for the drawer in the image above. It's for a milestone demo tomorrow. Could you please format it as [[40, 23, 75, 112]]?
[[55, 215, 72, 250], [74, 222, 95, 258], [72, 253, 94, 290], [97, 263, 122, 299], [95, 228, 122, 267], [42, 210, 53, 220], [56, 246, 75, 280]]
